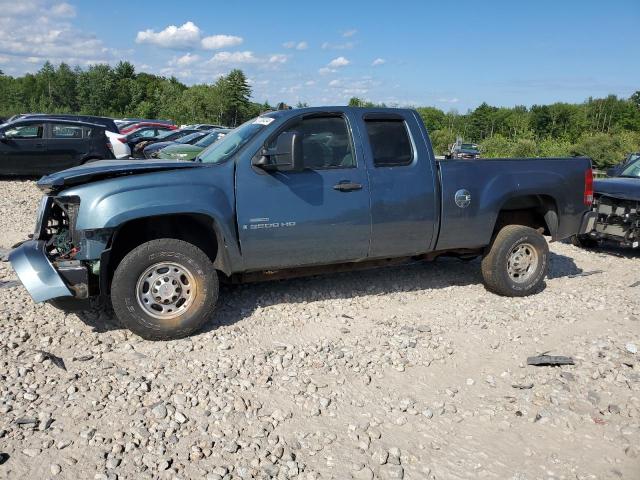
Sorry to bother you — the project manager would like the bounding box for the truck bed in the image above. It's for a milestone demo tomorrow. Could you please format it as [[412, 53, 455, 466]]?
[[435, 157, 591, 250]]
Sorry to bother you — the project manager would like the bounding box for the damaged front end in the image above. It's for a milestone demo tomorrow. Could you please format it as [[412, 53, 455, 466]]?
[[10, 195, 107, 304], [584, 194, 640, 248]]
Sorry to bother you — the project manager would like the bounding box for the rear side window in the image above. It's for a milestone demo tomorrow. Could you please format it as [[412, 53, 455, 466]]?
[[365, 119, 413, 167], [52, 124, 83, 139]]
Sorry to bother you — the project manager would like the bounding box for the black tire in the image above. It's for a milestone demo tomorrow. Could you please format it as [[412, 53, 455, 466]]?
[[571, 234, 599, 249], [111, 239, 218, 340], [481, 225, 548, 297]]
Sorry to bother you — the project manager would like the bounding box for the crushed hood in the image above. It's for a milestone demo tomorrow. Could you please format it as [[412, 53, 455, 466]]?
[[594, 177, 640, 202], [37, 159, 204, 193]]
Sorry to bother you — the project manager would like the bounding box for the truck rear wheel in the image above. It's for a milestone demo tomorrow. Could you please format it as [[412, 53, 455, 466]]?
[[481, 225, 548, 297], [111, 238, 218, 340]]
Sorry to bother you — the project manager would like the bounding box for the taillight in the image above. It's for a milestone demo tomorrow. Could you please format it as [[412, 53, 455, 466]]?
[[106, 142, 113, 153], [584, 168, 594, 206], [118, 137, 128, 144]]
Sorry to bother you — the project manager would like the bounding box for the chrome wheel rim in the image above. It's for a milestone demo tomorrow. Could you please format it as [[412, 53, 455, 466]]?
[[507, 243, 538, 283], [136, 262, 197, 319]]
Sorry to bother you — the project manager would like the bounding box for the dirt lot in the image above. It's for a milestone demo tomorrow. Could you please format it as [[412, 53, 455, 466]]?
[[0, 179, 639, 480]]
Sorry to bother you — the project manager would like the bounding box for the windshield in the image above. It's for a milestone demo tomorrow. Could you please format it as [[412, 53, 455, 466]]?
[[620, 156, 640, 178], [198, 120, 267, 164], [177, 132, 203, 144], [156, 129, 179, 140]]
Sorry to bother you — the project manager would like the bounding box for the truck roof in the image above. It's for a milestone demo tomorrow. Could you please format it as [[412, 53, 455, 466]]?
[[262, 106, 416, 120]]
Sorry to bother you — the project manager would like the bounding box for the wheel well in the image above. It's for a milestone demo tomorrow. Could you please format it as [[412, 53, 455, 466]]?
[[105, 213, 223, 292], [493, 195, 558, 239]]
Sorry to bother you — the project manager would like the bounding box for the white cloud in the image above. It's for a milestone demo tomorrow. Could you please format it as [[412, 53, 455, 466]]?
[[328, 79, 342, 87], [318, 67, 334, 75], [136, 22, 244, 52], [372, 58, 385, 66], [201, 34, 243, 50], [136, 21, 201, 49], [172, 52, 200, 66], [0, 0, 115, 70], [268, 54, 288, 64], [209, 51, 260, 64], [283, 41, 308, 50], [328, 56, 350, 68], [342, 29, 357, 37], [0, 0, 75, 18], [50, 2, 75, 17]]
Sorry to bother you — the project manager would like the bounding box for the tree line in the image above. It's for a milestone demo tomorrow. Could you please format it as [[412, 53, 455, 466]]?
[[0, 61, 638, 167], [0, 61, 266, 128]]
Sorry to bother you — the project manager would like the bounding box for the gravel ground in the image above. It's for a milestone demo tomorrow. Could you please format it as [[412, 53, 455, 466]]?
[[0, 179, 639, 480]]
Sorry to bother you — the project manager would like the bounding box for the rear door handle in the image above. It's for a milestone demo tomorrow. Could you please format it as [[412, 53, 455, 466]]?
[[333, 181, 363, 192]]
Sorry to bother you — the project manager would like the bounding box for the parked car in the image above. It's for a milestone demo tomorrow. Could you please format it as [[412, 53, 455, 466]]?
[[606, 152, 640, 177], [131, 129, 201, 157], [181, 123, 227, 131], [0, 118, 113, 175], [142, 131, 210, 159], [10, 113, 119, 133], [117, 118, 174, 127], [156, 129, 230, 160], [446, 137, 480, 159], [573, 155, 639, 248], [119, 122, 177, 135], [105, 131, 131, 159], [124, 126, 175, 151], [10, 113, 130, 159], [9, 107, 595, 340]]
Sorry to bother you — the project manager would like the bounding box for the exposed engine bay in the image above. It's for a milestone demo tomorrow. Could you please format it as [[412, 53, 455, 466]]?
[[587, 194, 640, 247]]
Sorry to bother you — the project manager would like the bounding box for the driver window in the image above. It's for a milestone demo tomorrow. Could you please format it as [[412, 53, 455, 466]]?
[[273, 116, 355, 169], [5, 124, 44, 139]]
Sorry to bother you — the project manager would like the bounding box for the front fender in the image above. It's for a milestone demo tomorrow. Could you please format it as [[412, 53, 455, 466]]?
[[60, 164, 242, 270]]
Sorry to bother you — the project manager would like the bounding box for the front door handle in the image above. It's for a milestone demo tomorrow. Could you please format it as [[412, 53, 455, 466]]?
[[333, 181, 362, 192]]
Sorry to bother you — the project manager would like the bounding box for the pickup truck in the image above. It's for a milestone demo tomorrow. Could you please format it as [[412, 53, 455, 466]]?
[[9, 107, 597, 340]]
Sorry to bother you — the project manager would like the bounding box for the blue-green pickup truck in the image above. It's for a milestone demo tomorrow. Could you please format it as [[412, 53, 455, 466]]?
[[10, 107, 596, 340]]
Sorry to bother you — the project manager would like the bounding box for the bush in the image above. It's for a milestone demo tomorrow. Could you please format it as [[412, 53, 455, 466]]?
[[572, 132, 640, 168], [430, 129, 456, 156], [479, 134, 511, 157]]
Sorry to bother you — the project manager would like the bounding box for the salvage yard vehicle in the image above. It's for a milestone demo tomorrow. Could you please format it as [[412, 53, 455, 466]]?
[[142, 131, 210, 159], [0, 119, 114, 175], [131, 128, 200, 157], [10, 107, 596, 340], [155, 128, 230, 160], [572, 155, 640, 248]]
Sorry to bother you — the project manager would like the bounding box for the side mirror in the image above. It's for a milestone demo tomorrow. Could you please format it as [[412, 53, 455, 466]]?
[[253, 131, 304, 172], [0, 132, 6, 142]]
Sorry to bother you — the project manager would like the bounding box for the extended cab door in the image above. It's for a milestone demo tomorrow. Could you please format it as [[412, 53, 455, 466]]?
[[0, 122, 46, 175], [357, 111, 438, 257], [235, 112, 371, 270]]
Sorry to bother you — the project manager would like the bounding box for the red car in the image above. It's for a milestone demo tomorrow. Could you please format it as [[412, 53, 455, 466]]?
[[119, 122, 177, 134]]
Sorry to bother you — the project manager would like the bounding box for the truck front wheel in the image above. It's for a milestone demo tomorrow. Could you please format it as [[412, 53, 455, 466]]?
[[111, 239, 219, 340], [481, 225, 548, 297]]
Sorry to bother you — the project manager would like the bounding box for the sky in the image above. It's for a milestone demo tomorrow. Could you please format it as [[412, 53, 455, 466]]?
[[0, 0, 638, 111]]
